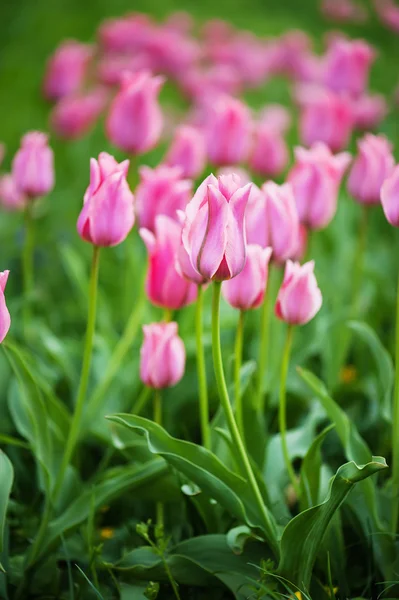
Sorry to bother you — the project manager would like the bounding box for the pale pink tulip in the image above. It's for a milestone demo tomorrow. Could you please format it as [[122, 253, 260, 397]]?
[[322, 38, 375, 97], [351, 94, 388, 130], [321, 0, 368, 23], [275, 260, 322, 325], [0, 271, 11, 343], [249, 123, 289, 178], [140, 321, 185, 389], [43, 40, 93, 101], [0, 174, 26, 211], [381, 165, 399, 227], [164, 125, 206, 179], [12, 132, 54, 199], [51, 88, 108, 139], [374, 0, 399, 33], [222, 245, 272, 310]]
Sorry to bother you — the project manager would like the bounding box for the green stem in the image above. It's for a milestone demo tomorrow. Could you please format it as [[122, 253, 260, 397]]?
[[161, 554, 181, 600], [196, 285, 210, 449], [255, 264, 273, 413], [391, 269, 399, 533], [154, 389, 164, 533], [131, 385, 152, 415], [351, 204, 368, 318], [211, 282, 279, 557], [22, 203, 35, 335], [163, 308, 173, 322], [279, 326, 300, 498], [235, 310, 245, 442]]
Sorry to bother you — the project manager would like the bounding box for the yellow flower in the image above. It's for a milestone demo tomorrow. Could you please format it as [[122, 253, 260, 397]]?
[[340, 365, 357, 384], [100, 527, 115, 540]]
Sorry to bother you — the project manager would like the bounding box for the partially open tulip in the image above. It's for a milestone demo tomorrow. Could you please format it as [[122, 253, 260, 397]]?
[[381, 165, 399, 227], [347, 134, 394, 205], [12, 132, 54, 199], [164, 125, 206, 179], [222, 245, 272, 310], [0, 271, 11, 343], [140, 321, 185, 389], [51, 88, 108, 139], [136, 165, 192, 232], [288, 143, 351, 229], [245, 181, 299, 263], [43, 40, 93, 101], [77, 152, 134, 246], [322, 38, 375, 98], [182, 173, 251, 281], [140, 214, 197, 309], [275, 260, 322, 325], [106, 70, 164, 154]]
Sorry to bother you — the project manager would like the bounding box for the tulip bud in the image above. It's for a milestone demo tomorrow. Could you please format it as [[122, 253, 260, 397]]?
[[222, 245, 272, 310], [106, 70, 164, 154], [0, 271, 11, 343], [140, 215, 197, 309], [347, 133, 394, 205], [77, 152, 134, 246], [12, 132, 54, 199], [43, 40, 93, 101], [246, 181, 299, 263], [182, 173, 251, 281], [0, 174, 26, 211], [140, 321, 185, 389], [275, 260, 322, 325], [136, 165, 192, 232], [381, 164, 399, 227], [164, 125, 206, 179], [51, 88, 108, 140], [322, 38, 375, 97], [288, 143, 351, 230]]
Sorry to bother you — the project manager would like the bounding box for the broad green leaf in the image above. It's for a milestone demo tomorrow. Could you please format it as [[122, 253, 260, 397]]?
[[300, 424, 335, 511], [278, 458, 388, 590], [0, 452, 13, 559]]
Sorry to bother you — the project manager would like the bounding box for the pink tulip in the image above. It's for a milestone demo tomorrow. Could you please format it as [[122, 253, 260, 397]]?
[[98, 14, 153, 54], [321, 0, 368, 23], [12, 132, 54, 199], [43, 40, 93, 101], [381, 165, 399, 227], [374, 0, 399, 33], [140, 214, 197, 309], [164, 125, 206, 179], [245, 181, 299, 264], [0, 174, 26, 211], [322, 38, 375, 97], [217, 166, 251, 183], [106, 70, 164, 154], [0, 271, 10, 344], [136, 165, 192, 232], [77, 152, 134, 246], [351, 94, 388, 130], [275, 260, 322, 325], [140, 321, 185, 389], [51, 88, 108, 139], [347, 133, 395, 205], [291, 224, 309, 262], [249, 122, 289, 178], [180, 64, 242, 101], [288, 143, 351, 229], [204, 95, 251, 166], [222, 245, 272, 310], [182, 173, 251, 281]]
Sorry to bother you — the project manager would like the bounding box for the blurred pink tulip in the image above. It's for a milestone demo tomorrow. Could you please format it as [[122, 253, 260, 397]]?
[[374, 0, 399, 33], [97, 53, 152, 87], [381, 165, 399, 227], [222, 245, 272, 310], [348, 134, 395, 205], [288, 143, 351, 229], [140, 321, 185, 389], [12, 132, 54, 199], [182, 173, 251, 281], [351, 94, 388, 130], [180, 64, 242, 100], [291, 223, 308, 262], [98, 14, 153, 54], [249, 122, 289, 178], [322, 38, 375, 97], [77, 152, 134, 246], [164, 125, 206, 179], [43, 40, 93, 101], [106, 70, 164, 154], [51, 88, 108, 139], [0, 271, 10, 344], [246, 181, 299, 264], [140, 214, 197, 309], [0, 174, 26, 211], [321, 0, 368, 23], [275, 260, 322, 325], [136, 165, 192, 232]]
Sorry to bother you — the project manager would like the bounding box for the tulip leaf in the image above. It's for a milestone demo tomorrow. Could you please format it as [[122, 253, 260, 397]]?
[[299, 424, 335, 511], [0, 452, 13, 565]]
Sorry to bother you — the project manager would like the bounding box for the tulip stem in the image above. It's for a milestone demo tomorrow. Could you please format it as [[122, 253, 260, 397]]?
[[235, 310, 245, 442], [196, 285, 210, 449], [211, 282, 278, 557], [164, 308, 173, 322], [391, 269, 399, 533], [22, 203, 35, 336], [154, 389, 164, 534], [351, 205, 369, 317], [131, 385, 152, 415], [279, 325, 300, 499], [255, 264, 273, 413]]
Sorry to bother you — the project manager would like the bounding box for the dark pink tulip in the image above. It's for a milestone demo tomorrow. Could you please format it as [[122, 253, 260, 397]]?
[[348, 134, 395, 205], [222, 245, 272, 310], [351, 94, 388, 130], [140, 321, 185, 389], [43, 40, 93, 101], [381, 165, 399, 227], [182, 173, 251, 281], [77, 152, 134, 246], [136, 165, 192, 232], [0, 174, 26, 211], [275, 260, 322, 325], [106, 70, 164, 155], [322, 38, 375, 97], [50, 88, 108, 140], [0, 271, 11, 343], [140, 214, 197, 309], [12, 132, 54, 199], [245, 181, 299, 264], [164, 125, 206, 179], [288, 143, 351, 230], [321, 0, 368, 23]]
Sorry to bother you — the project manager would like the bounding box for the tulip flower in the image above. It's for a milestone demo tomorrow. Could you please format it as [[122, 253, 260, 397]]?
[[12, 132, 54, 199], [0, 174, 26, 211], [222, 245, 272, 310], [374, 0, 399, 33], [321, 0, 368, 23], [249, 119, 289, 178], [140, 321, 186, 389], [351, 94, 388, 131], [288, 143, 351, 230], [347, 133, 394, 205], [106, 70, 164, 154], [275, 260, 322, 325], [77, 152, 134, 246], [43, 40, 93, 101], [136, 165, 192, 232], [0, 270, 11, 344], [381, 165, 399, 227], [51, 88, 108, 139], [182, 173, 251, 281], [322, 38, 375, 97], [164, 125, 206, 179], [140, 214, 197, 309]]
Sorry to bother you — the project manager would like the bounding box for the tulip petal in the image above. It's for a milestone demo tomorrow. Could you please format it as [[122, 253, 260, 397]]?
[[197, 185, 229, 279]]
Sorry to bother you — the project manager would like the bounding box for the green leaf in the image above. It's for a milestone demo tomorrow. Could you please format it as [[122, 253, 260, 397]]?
[[300, 425, 335, 511], [0, 452, 13, 559], [278, 458, 388, 590]]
